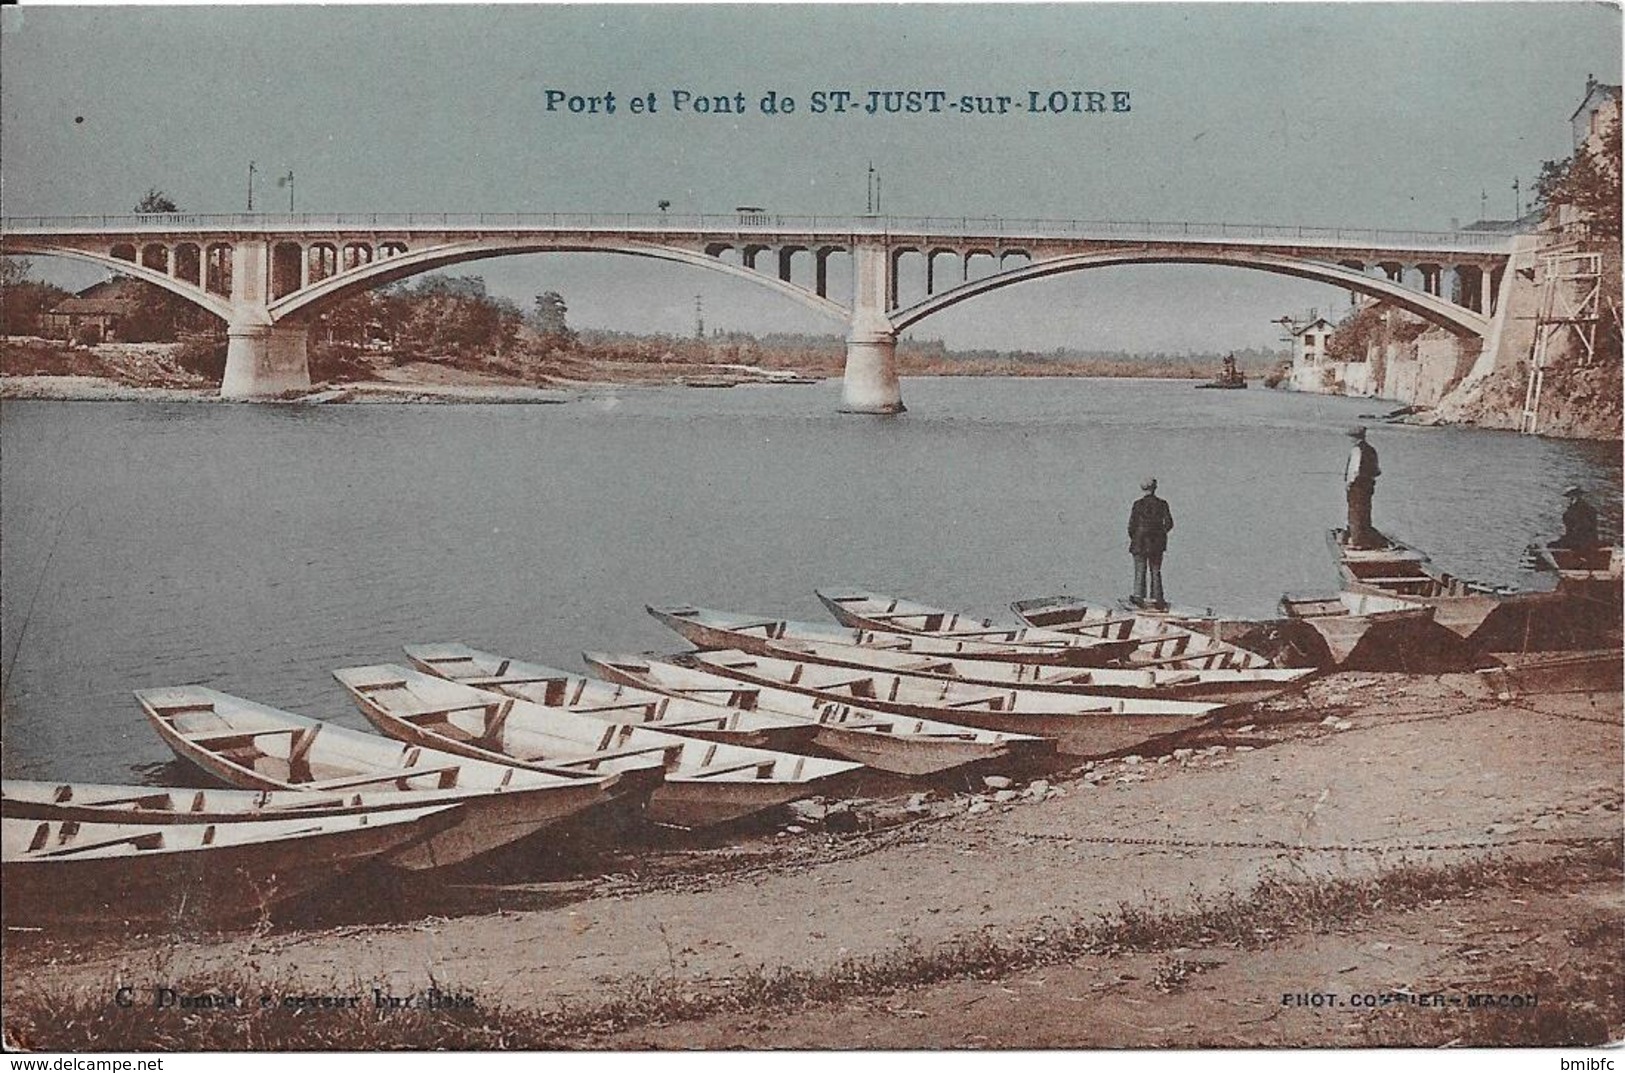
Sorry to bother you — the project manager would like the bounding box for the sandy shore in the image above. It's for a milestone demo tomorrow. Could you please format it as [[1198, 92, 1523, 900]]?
[[3, 669, 1619, 1048]]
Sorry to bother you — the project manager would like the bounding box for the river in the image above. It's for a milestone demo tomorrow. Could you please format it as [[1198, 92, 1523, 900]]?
[[2, 377, 1618, 782]]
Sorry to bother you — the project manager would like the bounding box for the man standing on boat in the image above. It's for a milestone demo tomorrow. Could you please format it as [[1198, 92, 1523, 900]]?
[[1343, 426, 1383, 549], [1128, 478, 1174, 610]]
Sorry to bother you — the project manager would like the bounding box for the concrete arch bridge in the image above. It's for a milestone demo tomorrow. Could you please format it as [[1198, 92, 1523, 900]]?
[[0, 212, 1521, 411]]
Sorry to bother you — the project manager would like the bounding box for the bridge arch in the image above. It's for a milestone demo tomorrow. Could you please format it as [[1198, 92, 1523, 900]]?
[[890, 248, 1491, 337], [267, 238, 850, 325], [2, 241, 235, 322]]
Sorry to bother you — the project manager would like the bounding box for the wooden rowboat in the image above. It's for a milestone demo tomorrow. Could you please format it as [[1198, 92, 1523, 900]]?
[[676, 630, 1314, 704], [1009, 596, 1274, 669], [402, 642, 820, 753], [583, 653, 1053, 775], [1278, 591, 1477, 670], [1478, 649, 1624, 696], [135, 686, 623, 871], [649, 604, 1136, 668], [669, 649, 1223, 756], [2, 805, 458, 926], [1326, 530, 1578, 650], [2, 778, 506, 826], [815, 590, 1138, 665], [334, 664, 861, 828]]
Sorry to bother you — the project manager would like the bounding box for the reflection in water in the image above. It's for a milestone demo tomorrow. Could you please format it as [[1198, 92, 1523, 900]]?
[[1, 380, 1618, 782]]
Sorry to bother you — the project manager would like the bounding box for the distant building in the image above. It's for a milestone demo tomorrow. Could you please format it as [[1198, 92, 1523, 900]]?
[[1280, 310, 1339, 392], [40, 277, 146, 344], [1570, 76, 1621, 153]]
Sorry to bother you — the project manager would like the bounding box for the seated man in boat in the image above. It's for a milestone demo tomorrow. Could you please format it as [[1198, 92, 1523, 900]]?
[[1555, 485, 1600, 549], [1128, 478, 1174, 610]]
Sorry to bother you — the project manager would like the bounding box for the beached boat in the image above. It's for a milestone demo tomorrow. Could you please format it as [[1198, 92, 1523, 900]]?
[[2, 778, 503, 826], [1326, 530, 1579, 650], [649, 604, 1137, 668], [135, 686, 623, 870], [668, 649, 1224, 755], [2, 805, 458, 926], [1278, 591, 1478, 670], [583, 653, 1053, 775], [333, 664, 861, 828], [1009, 595, 1275, 670], [816, 589, 1138, 665], [1478, 649, 1624, 696], [664, 626, 1312, 705], [402, 642, 820, 753]]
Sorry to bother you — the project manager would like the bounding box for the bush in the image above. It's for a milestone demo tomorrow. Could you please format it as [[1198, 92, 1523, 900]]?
[[308, 344, 377, 384], [175, 333, 227, 381]]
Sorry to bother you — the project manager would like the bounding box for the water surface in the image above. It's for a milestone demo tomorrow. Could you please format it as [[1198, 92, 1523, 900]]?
[[2, 378, 1617, 781]]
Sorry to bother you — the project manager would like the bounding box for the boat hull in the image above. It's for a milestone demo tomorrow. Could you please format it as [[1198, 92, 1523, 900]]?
[[2, 809, 454, 926], [138, 691, 618, 871]]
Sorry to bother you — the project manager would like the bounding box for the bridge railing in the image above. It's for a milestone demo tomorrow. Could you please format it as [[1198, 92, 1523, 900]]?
[[0, 211, 1518, 249]]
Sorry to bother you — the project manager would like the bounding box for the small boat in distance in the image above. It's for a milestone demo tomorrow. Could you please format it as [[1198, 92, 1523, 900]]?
[[1195, 352, 1247, 389], [135, 686, 623, 871], [2, 806, 458, 927]]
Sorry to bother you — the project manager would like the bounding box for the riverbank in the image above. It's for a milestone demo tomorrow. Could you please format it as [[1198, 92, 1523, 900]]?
[[5, 669, 1619, 1050]]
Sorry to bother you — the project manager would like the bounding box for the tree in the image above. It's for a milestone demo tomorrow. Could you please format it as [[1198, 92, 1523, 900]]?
[[530, 291, 573, 341], [0, 257, 70, 337], [1535, 114, 1621, 238], [134, 188, 179, 214]]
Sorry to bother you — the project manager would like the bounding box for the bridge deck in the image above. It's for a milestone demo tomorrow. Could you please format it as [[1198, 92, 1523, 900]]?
[[1, 213, 1519, 256]]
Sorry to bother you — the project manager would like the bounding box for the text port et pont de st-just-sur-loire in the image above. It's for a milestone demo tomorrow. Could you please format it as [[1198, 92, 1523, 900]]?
[[543, 88, 1132, 117]]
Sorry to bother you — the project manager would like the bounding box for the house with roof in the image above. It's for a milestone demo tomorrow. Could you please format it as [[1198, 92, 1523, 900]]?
[[41, 277, 147, 344]]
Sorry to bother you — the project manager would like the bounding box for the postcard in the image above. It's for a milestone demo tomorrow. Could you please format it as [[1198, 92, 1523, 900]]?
[[1, 2, 1620, 1058]]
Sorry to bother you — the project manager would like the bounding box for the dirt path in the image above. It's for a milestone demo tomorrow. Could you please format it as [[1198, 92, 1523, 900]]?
[[6, 673, 1618, 1033]]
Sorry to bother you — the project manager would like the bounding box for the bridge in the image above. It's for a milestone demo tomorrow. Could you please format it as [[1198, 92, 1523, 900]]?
[[0, 212, 1524, 412]]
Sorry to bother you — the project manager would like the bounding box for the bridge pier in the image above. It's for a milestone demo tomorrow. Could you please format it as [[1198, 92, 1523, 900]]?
[[841, 331, 904, 414], [221, 322, 311, 399], [840, 243, 905, 414]]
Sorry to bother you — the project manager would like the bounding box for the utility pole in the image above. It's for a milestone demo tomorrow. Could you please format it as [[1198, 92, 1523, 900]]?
[[1479, 188, 1486, 222], [866, 163, 875, 214], [694, 294, 704, 340], [248, 161, 256, 212], [1512, 178, 1520, 220]]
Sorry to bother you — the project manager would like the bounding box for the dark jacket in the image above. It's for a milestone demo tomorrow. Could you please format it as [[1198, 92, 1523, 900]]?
[[1559, 497, 1599, 548], [1129, 493, 1174, 557]]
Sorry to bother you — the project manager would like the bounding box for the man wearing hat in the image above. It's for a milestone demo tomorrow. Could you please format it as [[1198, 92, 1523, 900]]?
[[1343, 426, 1382, 549], [1557, 485, 1600, 549], [1128, 477, 1174, 609]]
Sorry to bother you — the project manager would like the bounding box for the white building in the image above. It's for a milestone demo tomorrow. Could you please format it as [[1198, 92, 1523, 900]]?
[[1279, 311, 1339, 392]]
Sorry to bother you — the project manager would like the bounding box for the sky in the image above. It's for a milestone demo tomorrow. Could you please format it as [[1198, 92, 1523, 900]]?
[[1, 3, 1619, 352]]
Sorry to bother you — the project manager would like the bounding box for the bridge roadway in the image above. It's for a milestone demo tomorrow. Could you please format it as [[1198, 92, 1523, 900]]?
[[1, 212, 1526, 411]]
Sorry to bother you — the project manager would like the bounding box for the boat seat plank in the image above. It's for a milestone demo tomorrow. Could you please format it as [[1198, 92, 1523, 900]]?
[[300, 767, 462, 791], [149, 702, 217, 715], [688, 759, 777, 779], [183, 727, 304, 745]]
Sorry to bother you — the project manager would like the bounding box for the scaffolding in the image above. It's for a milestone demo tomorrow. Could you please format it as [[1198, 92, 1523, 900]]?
[[1519, 250, 1603, 435]]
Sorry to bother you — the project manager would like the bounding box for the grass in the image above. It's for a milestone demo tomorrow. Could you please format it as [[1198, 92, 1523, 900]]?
[[5, 838, 1619, 1051]]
